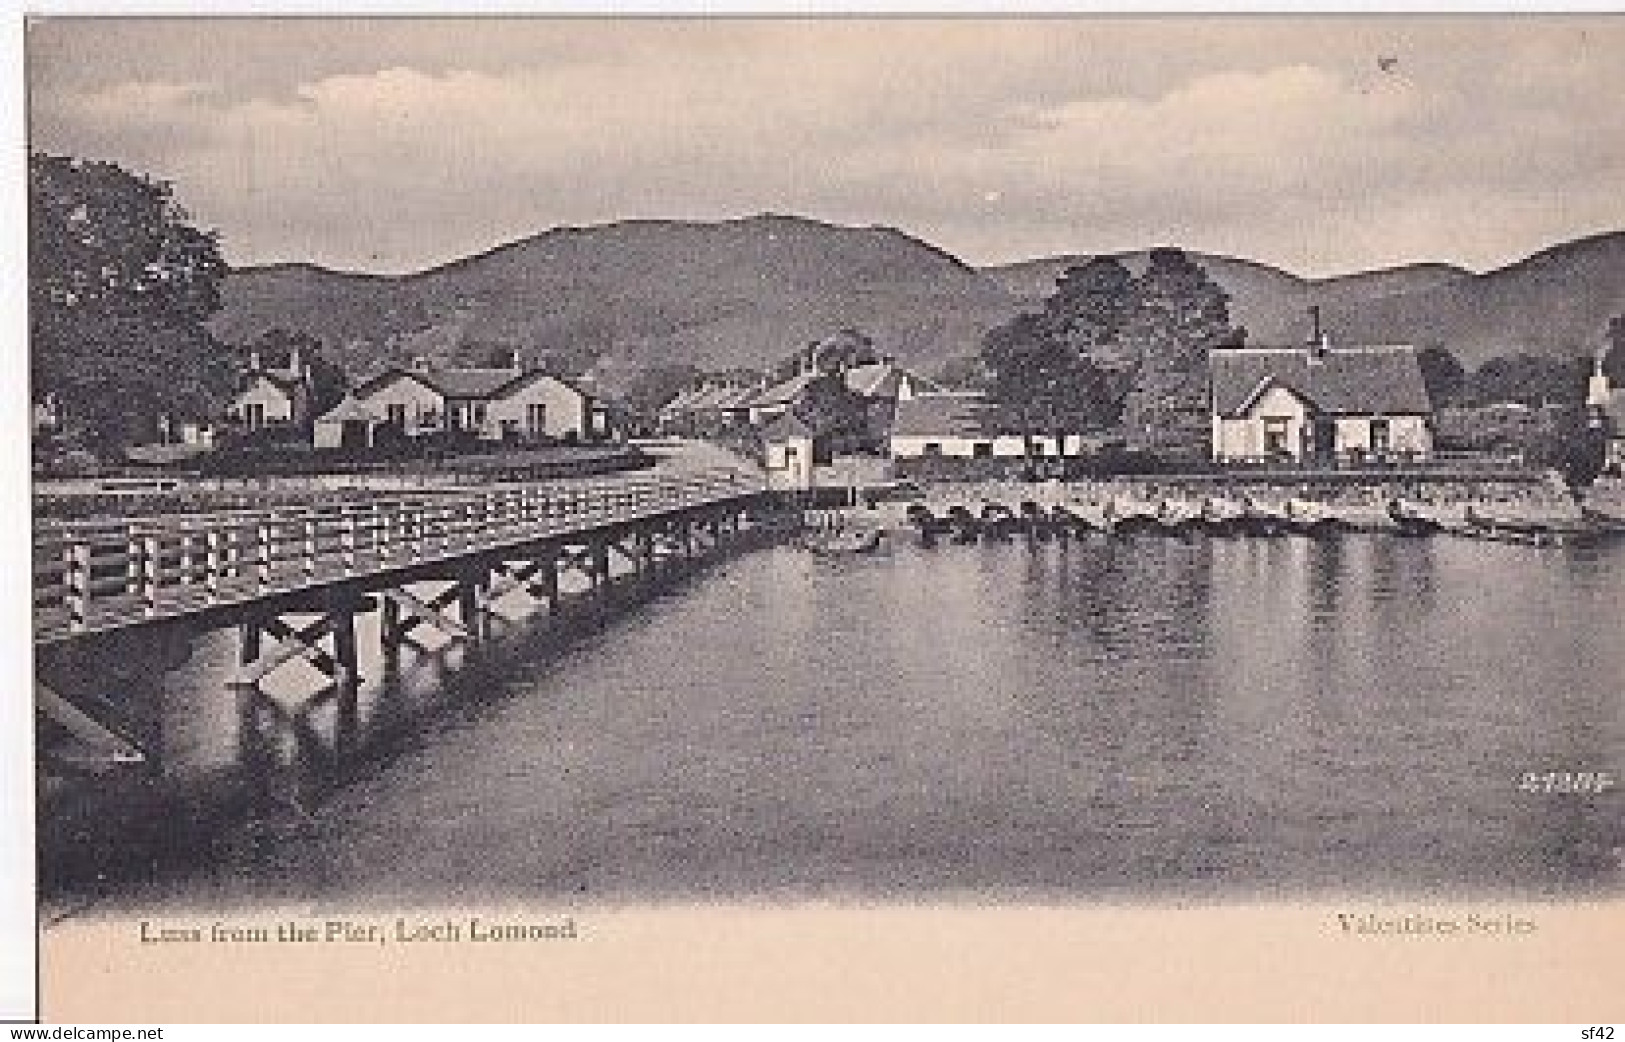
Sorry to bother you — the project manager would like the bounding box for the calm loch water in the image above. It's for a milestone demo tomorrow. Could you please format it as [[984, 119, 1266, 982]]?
[[57, 532, 1625, 907]]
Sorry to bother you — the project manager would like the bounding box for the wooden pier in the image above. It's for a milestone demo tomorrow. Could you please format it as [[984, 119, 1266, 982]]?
[[33, 469, 769, 773]]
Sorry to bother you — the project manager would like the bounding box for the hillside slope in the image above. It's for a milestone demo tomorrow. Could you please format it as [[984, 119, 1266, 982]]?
[[213, 220, 1625, 386], [213, 215, 1019, 381]]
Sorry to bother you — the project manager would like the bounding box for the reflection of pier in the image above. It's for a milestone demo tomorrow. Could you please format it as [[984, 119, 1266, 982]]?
[[33, 470, 769, 776]]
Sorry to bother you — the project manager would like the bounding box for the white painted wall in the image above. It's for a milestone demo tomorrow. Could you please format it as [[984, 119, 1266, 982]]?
[[765, 434, 815, 489], [1215, 405, 1432, 462], [1387, 415, 1432, 455], [486, 376, 590, 440], [228, 376, 297, 426], [1213, 384, 1310, 461], [890, 434, 1082, 458], [359, 374, 445, 436]]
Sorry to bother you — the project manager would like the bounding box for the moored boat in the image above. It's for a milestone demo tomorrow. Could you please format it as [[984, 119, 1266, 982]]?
[[1387, 499, 1445, 537], [1239, 497, 1291, 537]]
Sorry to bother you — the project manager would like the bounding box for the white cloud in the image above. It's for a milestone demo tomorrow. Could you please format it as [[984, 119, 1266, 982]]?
[[28, 18, 1625, 277]]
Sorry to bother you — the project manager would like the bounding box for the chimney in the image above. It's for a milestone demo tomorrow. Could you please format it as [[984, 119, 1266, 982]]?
[[248, 349, 262, 372], [1307, 306, 1329, 361], [411, 355, 432, 373], [510, 348, 523, 373], [1587, 351, 1612, 410], [288, 345, 301, 374]]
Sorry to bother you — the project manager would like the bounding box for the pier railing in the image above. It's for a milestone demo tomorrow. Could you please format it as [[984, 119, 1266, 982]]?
[[33, 469, 764, 642]]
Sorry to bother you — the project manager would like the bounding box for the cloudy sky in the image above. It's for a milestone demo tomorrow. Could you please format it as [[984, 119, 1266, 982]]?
[[26, 16, 1625, 278]]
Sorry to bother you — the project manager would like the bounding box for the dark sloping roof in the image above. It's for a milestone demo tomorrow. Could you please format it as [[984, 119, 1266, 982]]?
[[429, 367, 527, 398], [844, 362, 903, 398], [237, 370, 304, 397], [352, 366, 591, 402], [1209, 345, 1432, 418], [760, 409, 818, 441], [314, 395, 376, 424], [1606, 390, 1625, 434], [890, 392, 1021, 438], [746, 371, 822, 408]]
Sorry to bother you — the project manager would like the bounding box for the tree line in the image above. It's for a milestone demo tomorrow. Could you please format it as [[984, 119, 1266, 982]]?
[[976, 249, 1240, 456], [30, 152, 357, 457]]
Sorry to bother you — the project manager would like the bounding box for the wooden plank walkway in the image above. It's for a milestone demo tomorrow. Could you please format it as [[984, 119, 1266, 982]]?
[[32, 469, 764, 644]]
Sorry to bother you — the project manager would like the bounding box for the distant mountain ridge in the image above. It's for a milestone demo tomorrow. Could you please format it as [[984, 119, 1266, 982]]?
[[212, 217, 1625, 391]]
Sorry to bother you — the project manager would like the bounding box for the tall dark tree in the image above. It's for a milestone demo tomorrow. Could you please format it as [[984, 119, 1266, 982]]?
[[1417, 345, 1468, 407], [30, 153, 230, 451], [933, 354, 992, 392], [980, 311, 1113, 463], [1469, 353, 1589, 408], [623, 362, 705, 419], [1118, 248, 1236, 451], [1605, 315, 1625, 385], [1043, 256, 1138, 416]]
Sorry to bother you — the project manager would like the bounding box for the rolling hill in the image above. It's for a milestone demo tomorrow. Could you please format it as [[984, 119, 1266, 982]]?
[[211, 215, 1019, 387], [212, 218, 1625, 390]]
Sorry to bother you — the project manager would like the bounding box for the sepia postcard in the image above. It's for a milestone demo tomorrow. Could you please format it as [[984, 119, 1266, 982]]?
[[12, 12, 1625, 1024]]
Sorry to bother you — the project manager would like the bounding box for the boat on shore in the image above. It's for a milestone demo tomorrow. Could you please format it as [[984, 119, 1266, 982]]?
[[801, 524, 887, 556], [1284, 497, 1350, 538], [1387, 499, 1445, 537], [1239, 497, 1292, 537], [1154, 498, 1206, 538], [1197, 496, 1248, 537]]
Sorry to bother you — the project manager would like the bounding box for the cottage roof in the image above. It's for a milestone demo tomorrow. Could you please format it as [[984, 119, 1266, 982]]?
[[844, 362, 902, 398], [712, 385, 759, 410], [890, 392, 1021, 438], [760, 409, 818, 441], [236, 369, 304, 398], [660, 386, 710, 414], [1209, 345, 1432, 418], [427, 367, 527, 398], [746, 370, 823, 409], [353, 365, 590, 402], [1605, 390, 1625, 435], [314, 395, 375, 424]]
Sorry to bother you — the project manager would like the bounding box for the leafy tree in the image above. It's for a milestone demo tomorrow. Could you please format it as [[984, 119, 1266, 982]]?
[[473, 341, 525, 369], [1605, 316, 1625, 385], [30, 153, 230, 452], [1529, 404, 1608, 492], [623, 362, 704, 419], [1468, 353, 1588, 408], [1041, 256, 1138, 417], [980, 311, 1113, 465], [933, 354, 992, 392], [1417, 345, 1468, 407], [1118, 248, 1237, 451]]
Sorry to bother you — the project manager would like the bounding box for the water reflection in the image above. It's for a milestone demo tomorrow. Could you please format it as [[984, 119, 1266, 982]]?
[[42, 532, 1625, 908]]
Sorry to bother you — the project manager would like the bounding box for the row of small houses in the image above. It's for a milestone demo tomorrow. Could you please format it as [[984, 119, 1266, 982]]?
[[752, 339, 1449, 487], [131, 336, 1625, 477], [756, 341, 1625, 487], [656, 357, 937, 438], [227, 348, 610, 448]]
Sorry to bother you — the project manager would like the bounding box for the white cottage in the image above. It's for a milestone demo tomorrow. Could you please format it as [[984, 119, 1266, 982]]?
[[226, 348, 313, 431], [889, 392, 1090, 459], [1208, 341, 1434, 465], [323, 357, 604, 447], [1586, 355, 1625, 475], [761, 410, 818, 491]]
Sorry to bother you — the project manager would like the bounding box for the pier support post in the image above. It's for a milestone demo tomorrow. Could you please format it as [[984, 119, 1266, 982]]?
[[591, 538, 611, 595], [457, 570, 484, 644], [332, 606, 360, 754], [381, 595, 402, 654], [540, 552, 560, 614]]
